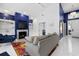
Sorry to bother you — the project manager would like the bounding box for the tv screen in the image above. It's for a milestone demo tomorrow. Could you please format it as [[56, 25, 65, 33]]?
[[18, 21, 28, 29]]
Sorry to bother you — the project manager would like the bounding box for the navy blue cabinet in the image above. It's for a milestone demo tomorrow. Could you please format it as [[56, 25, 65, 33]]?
[[0, 13, 4, 19]]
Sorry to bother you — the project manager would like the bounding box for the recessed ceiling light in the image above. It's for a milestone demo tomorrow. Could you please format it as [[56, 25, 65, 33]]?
[[4, 9, 9, 13], [70, 12, 76, 15]]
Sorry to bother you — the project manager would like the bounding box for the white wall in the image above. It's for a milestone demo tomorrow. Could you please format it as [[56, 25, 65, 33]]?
[[0, 19, 15, 35], [29, 3, 59, 36]]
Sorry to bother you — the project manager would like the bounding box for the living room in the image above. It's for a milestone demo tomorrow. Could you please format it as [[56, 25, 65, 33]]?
[[1, 3, 79, 56], [0, 3, 60, 56]]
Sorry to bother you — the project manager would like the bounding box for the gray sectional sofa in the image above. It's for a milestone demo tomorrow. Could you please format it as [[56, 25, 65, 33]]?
[[25, 33, 60, 56]]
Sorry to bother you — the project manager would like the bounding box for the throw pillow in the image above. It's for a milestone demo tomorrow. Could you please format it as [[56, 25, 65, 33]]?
[[32, 36, 39, 45], [25, 36, 34, 43]]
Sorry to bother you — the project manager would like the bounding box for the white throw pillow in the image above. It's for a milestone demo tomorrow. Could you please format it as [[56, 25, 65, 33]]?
[[25, 36, 34, 43], [33, 36, 39, 45]]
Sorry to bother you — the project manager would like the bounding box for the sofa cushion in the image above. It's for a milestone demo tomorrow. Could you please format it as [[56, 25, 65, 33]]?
[[32, 35, 49, 45], [28, 33, 58, 45], [38, 34, 52, 41], [38, 35, 46, 40], [32, 35, 51, 45]]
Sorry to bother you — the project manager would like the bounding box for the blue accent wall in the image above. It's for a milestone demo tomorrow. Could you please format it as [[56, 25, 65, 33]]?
[[60, 3, 64, 17], [15, 12, 29, 38], [59, 3, 64, 38], [60, 3, 69, 35], [63, 13, 68, 35]]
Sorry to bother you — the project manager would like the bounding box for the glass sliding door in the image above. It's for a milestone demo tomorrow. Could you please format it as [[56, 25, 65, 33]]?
[[68, 20, 79, 37]]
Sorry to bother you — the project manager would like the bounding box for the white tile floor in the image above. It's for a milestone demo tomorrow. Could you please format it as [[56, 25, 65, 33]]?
[[51, 35, 79, 56]]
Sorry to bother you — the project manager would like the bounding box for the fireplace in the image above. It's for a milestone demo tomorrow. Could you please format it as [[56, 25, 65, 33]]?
[[17, 30, 28, 39], [19, 32, 27, 39]]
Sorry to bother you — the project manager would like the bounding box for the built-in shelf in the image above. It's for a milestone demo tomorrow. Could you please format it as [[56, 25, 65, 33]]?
[[0, 19, 15, 35]]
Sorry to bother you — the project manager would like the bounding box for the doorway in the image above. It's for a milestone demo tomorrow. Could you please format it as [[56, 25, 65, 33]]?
[[68, 19, 79, 37], [59, 20, 63, 38]]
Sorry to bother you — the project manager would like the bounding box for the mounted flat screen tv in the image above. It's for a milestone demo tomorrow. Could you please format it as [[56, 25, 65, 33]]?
[[18, 21, 28, 29]]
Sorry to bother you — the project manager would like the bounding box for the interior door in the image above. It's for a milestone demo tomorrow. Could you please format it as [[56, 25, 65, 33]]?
[[69, 20, 79, 37]]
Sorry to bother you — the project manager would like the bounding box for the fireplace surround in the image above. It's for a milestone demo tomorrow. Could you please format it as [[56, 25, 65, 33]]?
[[17, 30, 28, 39]]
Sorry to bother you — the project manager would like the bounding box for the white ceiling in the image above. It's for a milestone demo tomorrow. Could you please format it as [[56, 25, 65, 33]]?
[[61, 3, 79, 13], [1, 3, 79, 18], [0, 3, 53, 19]]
